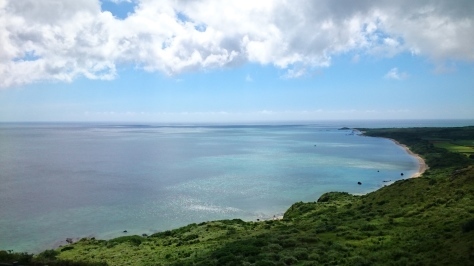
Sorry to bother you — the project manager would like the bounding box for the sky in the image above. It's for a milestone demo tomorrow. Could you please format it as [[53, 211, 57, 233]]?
[[0, 0, 473, 123]]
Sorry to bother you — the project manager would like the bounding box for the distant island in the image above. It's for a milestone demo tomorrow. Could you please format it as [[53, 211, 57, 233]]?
[[1, 126, 473, 266]]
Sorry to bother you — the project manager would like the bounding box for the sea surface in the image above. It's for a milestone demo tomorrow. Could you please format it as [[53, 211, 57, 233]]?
[[0, 120, 472, 252]]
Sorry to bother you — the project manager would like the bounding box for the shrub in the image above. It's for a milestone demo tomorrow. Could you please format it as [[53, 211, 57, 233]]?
[[461, 218, 474, 233], [0, 250, 33, 264], [108, 235, 143, 246], [183, 234, 199, 241], [61, 246, 75, 252], [280, 239, 297, 248], [255, 259, 277, 266], [217, 254, 237, 265], [280, 255, 298, 265], [297, 236, 319, 243], [293, 248, 309, 260], [38, 249, 59, 260], [360, 224, 377, 231], [263, 243, 283, 252], [0, 250, 10, 261], [347, 256, 371, 266]]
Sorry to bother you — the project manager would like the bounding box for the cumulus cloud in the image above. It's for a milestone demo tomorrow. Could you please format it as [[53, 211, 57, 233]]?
[[0, 0, 473, 88], [384, 67, 408, 80]]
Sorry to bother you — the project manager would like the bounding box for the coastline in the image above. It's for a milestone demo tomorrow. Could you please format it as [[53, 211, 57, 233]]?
[[16, 126, 473, 265], [355, 129, 428, 178], [388, 138, 428, 178], [3, 127, 431, 254], [46, 136, 423, 251]]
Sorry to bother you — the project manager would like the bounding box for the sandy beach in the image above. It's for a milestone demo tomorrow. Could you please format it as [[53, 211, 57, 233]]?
[[389, 138, 428, 178], [356, 129, 428, 178]]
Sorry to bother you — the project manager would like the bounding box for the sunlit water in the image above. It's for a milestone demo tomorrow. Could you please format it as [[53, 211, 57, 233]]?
[[0, 120, 472, 252]]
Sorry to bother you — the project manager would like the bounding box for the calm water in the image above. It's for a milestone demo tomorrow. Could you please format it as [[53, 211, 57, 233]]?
[[0, 120, 472, 252]]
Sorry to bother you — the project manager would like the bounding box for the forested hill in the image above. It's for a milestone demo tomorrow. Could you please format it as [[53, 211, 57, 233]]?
[[1, 127, 473, 265]]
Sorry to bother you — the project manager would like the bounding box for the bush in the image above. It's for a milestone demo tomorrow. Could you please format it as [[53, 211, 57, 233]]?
[[280, 239, 298, 248], [61, 246, 75, 252], [38, 249, 59, 260], [360, 224, 377, 231], [255, 259, 277, 266], [183, 234, 199, 241], [347, 256, 371, 266], [0, 250, 10, 261], [280, 256, 298, 265], [263, 243, 283, 252], [217, 254, 237, 265], [108, 235, 143, 246], [0, 250, 33, 264], [461, 218, 474, 233], [294, 248, 309, 260]]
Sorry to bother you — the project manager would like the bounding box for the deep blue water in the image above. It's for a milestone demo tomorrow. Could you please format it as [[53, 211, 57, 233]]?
[[0, 120, 472, 252]]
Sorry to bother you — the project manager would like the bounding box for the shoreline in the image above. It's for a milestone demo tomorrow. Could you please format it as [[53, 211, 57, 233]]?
[[51, 137, 426, 248], [355, 129, 428, 178], [388, 138, 428, 178], [6, 129, 429, 254]]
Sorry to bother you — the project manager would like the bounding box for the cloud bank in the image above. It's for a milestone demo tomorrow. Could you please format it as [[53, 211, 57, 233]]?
[[1, 0, 473, 88]]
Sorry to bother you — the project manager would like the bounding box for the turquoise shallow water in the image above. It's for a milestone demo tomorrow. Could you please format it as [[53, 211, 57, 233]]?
[[0, 121, 471, 252]]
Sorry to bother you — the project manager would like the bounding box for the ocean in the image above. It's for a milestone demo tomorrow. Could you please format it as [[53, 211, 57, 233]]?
[[0, 120, 472, 252]]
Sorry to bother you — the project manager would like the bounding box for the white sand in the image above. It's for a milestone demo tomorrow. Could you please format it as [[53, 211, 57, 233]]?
[[389, 138, 428, 178]]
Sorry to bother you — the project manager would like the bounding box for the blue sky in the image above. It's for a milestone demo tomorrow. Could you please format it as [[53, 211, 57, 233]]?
[[0, 0, 473, 122]]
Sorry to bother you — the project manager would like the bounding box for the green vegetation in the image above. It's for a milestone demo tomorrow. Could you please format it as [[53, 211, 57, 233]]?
[[361, 126, 474, 162], [2, 126, 474, 265], [433, 141, 474, 155], [0, 249, 107, 266]]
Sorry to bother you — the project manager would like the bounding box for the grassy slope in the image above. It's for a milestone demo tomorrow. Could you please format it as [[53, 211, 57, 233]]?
[[2, 127, 474, 265]]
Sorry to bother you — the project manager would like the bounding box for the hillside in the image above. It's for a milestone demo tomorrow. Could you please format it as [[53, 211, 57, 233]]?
[[1, 126, 473, 265]]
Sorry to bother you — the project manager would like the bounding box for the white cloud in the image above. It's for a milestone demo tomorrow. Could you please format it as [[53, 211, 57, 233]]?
[[1, 0, 473, 88], [281, 67, 307, 79], [384, 67, 408, 80]]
